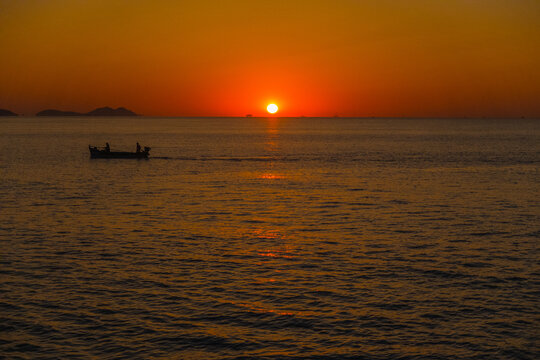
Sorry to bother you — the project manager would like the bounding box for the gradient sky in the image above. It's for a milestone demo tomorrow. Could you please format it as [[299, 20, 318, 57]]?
[[1, 0, 539, 117]]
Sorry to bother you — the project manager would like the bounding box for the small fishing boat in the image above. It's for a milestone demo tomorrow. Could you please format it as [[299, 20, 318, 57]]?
[[89, 144, 150, 159]]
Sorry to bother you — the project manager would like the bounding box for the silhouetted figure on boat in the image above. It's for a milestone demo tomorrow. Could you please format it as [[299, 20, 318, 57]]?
[[136, 142, 141, 153], [105, 142, 110, 152]]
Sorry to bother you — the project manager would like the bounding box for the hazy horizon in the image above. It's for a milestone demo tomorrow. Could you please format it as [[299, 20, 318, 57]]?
[[4, 109, 539, 119]]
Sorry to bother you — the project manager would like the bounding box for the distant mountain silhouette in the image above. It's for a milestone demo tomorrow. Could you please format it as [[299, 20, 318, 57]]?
[[85, 107, 138, 116], [36, 109, 83, 116], [0, 109, 18, 116], [36, 107, 138, 116]]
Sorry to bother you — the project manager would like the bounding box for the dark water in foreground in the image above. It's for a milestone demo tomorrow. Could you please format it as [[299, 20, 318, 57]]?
[[1, 117, 539, 359]]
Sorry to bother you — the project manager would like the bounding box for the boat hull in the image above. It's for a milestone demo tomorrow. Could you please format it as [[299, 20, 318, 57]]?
[[89, 147, 150, 159]]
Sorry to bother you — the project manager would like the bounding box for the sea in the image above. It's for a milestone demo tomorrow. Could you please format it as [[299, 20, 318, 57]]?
[[1, 117, 538, 359]]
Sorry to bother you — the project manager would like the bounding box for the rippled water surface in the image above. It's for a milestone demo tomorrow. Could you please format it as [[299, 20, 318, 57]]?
[[1, 117, 539, 359]]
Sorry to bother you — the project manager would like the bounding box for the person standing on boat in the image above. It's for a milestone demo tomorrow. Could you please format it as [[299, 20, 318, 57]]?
[[136, 142, 141, 153], [105, 142, 110, 152]]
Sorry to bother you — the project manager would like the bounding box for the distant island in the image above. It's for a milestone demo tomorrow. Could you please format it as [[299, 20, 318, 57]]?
[[36, 106, 138, 116], [0, 109, 18, 116], [86, 107, 138, 116]]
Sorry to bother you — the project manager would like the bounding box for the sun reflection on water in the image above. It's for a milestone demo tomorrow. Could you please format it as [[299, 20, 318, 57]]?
[[257, 248, 294, 258], [259, 173, 284, 180], [258, 117, 286, 180]]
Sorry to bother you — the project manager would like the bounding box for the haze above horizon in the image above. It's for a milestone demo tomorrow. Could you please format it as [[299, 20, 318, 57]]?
[[1, 0, 539, 118]]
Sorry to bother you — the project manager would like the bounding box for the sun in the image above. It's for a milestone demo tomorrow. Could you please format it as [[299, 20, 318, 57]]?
[[267, 104, 278, 114]]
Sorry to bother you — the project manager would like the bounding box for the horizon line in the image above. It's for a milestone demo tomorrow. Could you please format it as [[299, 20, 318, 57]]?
[[6, 115, 539, 120]]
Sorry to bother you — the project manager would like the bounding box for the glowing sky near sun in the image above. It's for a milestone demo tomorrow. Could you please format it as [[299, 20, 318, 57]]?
[[1, 0, 539, 117]]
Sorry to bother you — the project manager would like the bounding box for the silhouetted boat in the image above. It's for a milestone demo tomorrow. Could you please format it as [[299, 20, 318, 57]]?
[[89, 145, 150, 159]]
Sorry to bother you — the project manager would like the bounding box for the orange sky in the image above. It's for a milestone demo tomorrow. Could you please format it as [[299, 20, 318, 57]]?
[[1, 0, 539, 117]]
